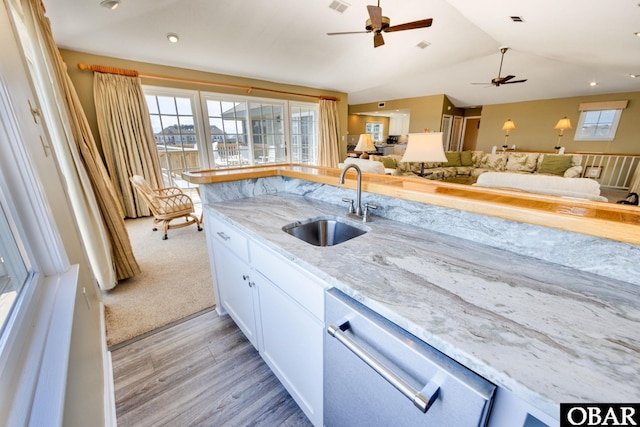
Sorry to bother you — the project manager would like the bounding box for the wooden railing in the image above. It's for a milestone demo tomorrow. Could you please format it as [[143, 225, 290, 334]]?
[[576, 153, 640, 189]]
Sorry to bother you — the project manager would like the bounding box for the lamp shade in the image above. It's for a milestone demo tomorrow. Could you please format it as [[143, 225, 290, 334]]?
[[502, 119, 516, 131], [554, 117, 572, 130], [354, 134, 375, 152], [400, 132, 447, 163]]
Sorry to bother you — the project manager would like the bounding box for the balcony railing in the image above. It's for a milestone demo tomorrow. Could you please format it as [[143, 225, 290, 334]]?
[[577, 153, 640, 189]]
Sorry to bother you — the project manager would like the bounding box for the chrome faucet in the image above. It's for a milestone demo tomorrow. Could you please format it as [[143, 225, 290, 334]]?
[[339, 164, 363, 216]]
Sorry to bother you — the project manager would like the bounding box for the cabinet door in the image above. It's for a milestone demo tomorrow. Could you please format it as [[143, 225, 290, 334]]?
[[211, 239, 260, 349], [257, 271, 323, 427]]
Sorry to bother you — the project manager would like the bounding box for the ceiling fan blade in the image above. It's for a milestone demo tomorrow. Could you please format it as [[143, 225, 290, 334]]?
[[327, 31, 370, 35], [501, 79, 528, 84], [501, 75, 515, 83], [373, 32, 385, 48], [367, 5, 383, 29], [385, 18, 433, 32]]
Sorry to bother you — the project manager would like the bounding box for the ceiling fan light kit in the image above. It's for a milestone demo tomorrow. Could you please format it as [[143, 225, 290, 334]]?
[[100, 0, 119, 10], [327, 1, 433, 48]]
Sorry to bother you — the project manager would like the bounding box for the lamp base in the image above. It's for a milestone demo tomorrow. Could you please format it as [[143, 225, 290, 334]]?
[[360, 152, 370, 159]]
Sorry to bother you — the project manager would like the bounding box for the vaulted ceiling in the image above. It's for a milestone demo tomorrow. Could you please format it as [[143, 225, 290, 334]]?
[[45, 0, 640, 108]]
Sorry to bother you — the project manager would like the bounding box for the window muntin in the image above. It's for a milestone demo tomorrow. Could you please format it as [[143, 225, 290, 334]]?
[[574, 109, 622, 141], [205, 99, 250, 167]]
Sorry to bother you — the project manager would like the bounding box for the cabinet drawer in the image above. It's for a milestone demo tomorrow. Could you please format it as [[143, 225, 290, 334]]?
[[206, 213, 249, 263], [250, 241, 327, 321]]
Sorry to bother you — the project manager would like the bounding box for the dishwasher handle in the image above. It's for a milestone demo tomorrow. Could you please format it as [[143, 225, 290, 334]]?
[[328, 321, 440, 413]]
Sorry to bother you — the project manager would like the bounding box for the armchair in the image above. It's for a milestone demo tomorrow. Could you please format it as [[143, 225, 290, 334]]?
[[130, 175, 202, 240]]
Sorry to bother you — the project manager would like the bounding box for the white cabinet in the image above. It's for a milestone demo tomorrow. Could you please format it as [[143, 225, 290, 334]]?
[[250, 240, 325, 427], [205, 210, 326, 426], [207, 213, 260, 349]]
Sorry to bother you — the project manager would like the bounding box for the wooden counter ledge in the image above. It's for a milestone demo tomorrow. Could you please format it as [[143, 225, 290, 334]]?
[[183, 164, 640, 245]]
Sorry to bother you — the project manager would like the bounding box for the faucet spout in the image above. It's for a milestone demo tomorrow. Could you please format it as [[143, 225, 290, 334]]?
[[339, 164, 363, 216]]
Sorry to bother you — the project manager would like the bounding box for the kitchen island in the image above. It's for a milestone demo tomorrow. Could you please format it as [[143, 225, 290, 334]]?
[[185, 165, 640, 425]]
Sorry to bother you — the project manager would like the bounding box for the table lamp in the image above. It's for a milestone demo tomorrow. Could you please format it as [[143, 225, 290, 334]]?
[[554, 117, 572, 150], [354, 134, 375, 159], [400, 132, 447, 176], [502, 119, 515, 150]]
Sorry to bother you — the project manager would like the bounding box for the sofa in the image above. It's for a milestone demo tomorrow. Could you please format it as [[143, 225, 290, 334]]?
[[360, 150, 607, 201], [369, 150, 584, 179]]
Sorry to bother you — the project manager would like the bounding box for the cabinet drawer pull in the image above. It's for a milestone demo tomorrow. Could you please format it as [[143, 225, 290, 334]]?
[[328, 321, 440, 413], [216, 231, 230, 241]]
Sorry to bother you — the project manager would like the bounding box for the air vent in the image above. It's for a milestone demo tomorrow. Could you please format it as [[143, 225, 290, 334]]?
[[416, 40, 431, 49], [510, 16, 524, 22], [329, 0, 349, 13]]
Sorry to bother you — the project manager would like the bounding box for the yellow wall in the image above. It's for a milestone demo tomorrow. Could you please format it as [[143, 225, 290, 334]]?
[[350, 91, 639, 154], [60, 49, 350, 160], [477, 93, 640, 154], [347, 115, 390, 145], [349, 94, 447, 133]]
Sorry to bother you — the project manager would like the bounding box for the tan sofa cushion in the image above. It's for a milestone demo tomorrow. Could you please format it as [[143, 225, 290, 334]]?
[[478, 153, 508, 171], [506, 152, 539, 172], [537, 154, 573, 176]]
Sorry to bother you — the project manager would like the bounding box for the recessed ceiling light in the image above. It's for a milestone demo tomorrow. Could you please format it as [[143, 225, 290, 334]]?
[[630, 74, 639, 78], [167, 33, 180, 43], [589, 81, 598, 86], [416, 40, 430, 49], [635, 32, 640, 37], [100, 0, 119, 10]]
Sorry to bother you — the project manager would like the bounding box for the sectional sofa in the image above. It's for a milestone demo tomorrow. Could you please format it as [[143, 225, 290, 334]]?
[[370, 150, 584, 180], [343, 150, 607, 202]]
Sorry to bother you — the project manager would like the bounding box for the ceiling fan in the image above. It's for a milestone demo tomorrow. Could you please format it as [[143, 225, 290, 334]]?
[[473, 47, 528, 87], [327, 1, 433, 48]]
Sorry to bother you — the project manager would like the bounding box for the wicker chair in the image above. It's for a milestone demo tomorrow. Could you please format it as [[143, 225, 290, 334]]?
[[130, 175, 202, 240]]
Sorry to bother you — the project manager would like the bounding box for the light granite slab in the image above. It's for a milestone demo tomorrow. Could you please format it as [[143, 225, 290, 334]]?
[[201, 176, 640, 287], [204, 193, 640, 421]]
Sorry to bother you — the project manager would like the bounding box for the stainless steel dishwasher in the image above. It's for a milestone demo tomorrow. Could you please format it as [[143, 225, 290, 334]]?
[[325, 288, 496, 426]]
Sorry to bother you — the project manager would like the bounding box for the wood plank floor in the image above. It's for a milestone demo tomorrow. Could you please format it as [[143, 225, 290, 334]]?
[[111, 309, 313, 426]]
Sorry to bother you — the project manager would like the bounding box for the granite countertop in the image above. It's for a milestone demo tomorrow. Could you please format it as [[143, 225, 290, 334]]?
[[205, 193, 640, 418]]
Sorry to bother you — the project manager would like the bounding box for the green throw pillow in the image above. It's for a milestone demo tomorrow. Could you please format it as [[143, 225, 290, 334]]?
[[442, 151, 462, 167], [537, 155, 572, 176], [378, 156, 397, 169], [460, 151, 473, 166]]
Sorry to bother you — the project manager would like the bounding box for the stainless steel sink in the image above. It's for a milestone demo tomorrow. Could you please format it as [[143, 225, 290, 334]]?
[[282, 216, 369, 246]]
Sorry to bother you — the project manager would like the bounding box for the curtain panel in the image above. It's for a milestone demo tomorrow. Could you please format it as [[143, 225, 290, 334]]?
[[29, 0, 140, 287], [93, 72, 163, 218], [318, 99, 340, 168]]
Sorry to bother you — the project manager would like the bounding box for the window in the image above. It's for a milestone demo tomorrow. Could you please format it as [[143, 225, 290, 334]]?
[[145, 88, 320, 170], [290, 103, 318, 165], [145, 89, 204, 188], [365, 122, 384, 143], [575, 109, 622, 141], [0, 200, 30, 337], [574, 100, 627, 142]]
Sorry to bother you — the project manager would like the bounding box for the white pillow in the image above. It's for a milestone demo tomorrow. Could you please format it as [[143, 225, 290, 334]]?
[[342, 157, 385, 174]]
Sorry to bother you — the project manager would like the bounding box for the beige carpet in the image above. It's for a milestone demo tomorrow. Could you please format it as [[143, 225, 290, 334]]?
[[102, 216, 215, 347]]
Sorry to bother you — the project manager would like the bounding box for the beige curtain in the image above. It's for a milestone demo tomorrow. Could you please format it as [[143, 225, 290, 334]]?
[[30, 0, 140, 286], [318, 99, 341, 167], [93, 72, 163, 218]]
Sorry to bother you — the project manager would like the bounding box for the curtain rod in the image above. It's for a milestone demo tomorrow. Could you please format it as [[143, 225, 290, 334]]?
[[76, 63, 339, 102]]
